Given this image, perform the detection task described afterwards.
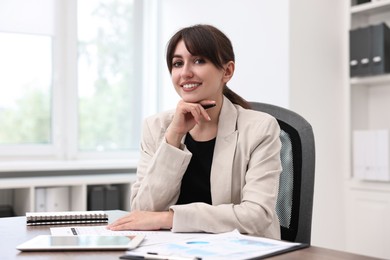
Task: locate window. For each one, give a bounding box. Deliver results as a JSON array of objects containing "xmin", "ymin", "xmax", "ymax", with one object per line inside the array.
[
  {"xmin": 0, "ymin": 33, "xmax": 52, "ymax": 145},
  {"xmin": 77, "ymin": 0, "xmax": 142, "ymax": 153},
  {"xmin": 0, "ymin": 0, "xmax": 145, "ymax": 167}
]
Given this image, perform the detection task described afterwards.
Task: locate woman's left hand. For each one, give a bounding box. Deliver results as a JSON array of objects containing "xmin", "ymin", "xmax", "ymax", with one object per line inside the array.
[{"xmin": 106, "ymin": 210, "xmax": 173, "ymax": 231}]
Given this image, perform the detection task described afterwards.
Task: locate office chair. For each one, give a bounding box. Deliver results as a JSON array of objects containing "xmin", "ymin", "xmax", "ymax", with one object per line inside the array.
[{"xmin": 250, "ymin": 102, "xmax": 315, "ymax": 245}]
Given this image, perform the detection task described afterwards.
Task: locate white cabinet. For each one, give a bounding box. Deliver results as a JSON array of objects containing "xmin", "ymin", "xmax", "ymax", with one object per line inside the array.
[
  {"xmin": 346, "ymin": 182, "xmax": 390, "ymax": 258},
  {"xmin": 347, "ymin": 1, "xmax": 390, "ymax": 258},
  {"xmin": 0, "ymin": 173, "xmax": 136, "ymax": 216}
]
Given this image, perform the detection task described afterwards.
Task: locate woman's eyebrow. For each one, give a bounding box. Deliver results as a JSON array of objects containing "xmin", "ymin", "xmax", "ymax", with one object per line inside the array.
[{"xmin": 172, "ymin": 54, "xmax": 183, "ymax": 59}]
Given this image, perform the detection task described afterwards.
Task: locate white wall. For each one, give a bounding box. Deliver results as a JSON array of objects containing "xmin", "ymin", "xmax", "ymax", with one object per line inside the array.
[
  {"xmin": 289, "ymin": 0, "xmax": 349, "ymax": 251},
  {"xmin": 155, "ymin": 0, "xmax": 290, "ymax": 111}
]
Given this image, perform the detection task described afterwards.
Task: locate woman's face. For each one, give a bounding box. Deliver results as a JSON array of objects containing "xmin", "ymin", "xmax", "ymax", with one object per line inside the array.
[{"xmin": 170, "ymin": 40, "xmax": 229, "ymax": 104}]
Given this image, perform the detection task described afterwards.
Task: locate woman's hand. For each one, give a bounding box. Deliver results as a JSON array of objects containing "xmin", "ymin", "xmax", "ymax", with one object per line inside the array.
[
  {"xmin": 165, "ymin": 100, "xmax": 215, "ymax": 147},
  {"xmin": 106, "ymin": 210, "xmax": 173, "ymax": 231}
]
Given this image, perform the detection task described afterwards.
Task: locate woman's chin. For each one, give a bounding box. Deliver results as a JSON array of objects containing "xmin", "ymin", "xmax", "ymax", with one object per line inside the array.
[{"xmin": 180, "ymin": 97, "xmax": 202, "ymax": 104}]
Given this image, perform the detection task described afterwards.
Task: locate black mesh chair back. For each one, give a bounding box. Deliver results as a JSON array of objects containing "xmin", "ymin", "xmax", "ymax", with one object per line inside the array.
[{"xmin": 250, "ymin": 102, "xmax": 315, "ymax": 245}]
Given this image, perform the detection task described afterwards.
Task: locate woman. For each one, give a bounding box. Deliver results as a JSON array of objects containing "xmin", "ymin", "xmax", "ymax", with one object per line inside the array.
[{"xmin": 108, "ymin": 24, "xmax": 282, "ymax": 239}]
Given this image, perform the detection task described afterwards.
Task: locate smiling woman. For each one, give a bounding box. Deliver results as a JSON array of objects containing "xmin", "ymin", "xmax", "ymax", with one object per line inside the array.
[{"xmin": 107, "ymin": 24, "xmax": 283, "ymax": 240}]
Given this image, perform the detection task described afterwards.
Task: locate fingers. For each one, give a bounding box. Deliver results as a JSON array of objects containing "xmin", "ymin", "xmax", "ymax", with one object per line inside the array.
[
  {"xmin": 107, "ymin": 214, "xmax": 133, "ymax": 230},
  {"xmin": 167, "ymin": 100, "xmax": 216, "ymax": 144},
  {"xmin": 106, "ymin": 211, "xmax": 169, "ymax": 231},
  {"xmin": 198, "ymin": 100, "xmax": 216, "ymax": 121},
  {"xmin": 198, "ymin": 106, "xmax": 211, "ymax": 122},
  {"xmin": 107, "ymin": 212, "xmax": 142, "ymax": 231},
  {"xmin": 181, "ymin": 101, "xmax": 215, "ymax": 123},
  {"xmin": 188, "ymin": 105, "xmax": 206, "ymax": 123},
  {"xmin": 107, "ymin": 223, "xmax": 129, "ymax": 231},
  {"xmin": 108, "ymin": 222, "xmax": 143, "ymax": 231}
]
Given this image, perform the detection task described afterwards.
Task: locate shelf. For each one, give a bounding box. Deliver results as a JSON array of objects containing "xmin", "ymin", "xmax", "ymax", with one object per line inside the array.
[
  {"xmin": 0, "ymin": 158, "xmax": 138, "ymax": 173},
  {"xmin": 0, "ymin": 173, "xmax": 136, "ymax": 215},
  {"xmin": 350, "ymin": 73, "xmax": 390, "ymax": 86},
  {"xmin": 348, "ymin": 178, "xmax": 390, "ymax": 193},
  {"xmin": 0, "ymin": 173, "xmax": 136, "ymax": 189},
  {"xmin": 351, "ymin": 0, "xmax": 390, "ymax": 15}
]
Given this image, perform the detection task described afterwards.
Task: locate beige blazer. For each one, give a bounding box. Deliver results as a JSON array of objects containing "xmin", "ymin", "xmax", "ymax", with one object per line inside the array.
[{"xmin": 131, "ymin": 96, "xmax": 282, "ymax": 239}]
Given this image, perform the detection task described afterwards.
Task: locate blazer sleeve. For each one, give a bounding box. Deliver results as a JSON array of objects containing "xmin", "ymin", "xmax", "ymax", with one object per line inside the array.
[
  {"xmin": 170, "ymin": 115, "xmax": 282, "ymax": 238},
  {"xmin": 130, "ymin": 116, "xmax": 192, "ymax": 211}
]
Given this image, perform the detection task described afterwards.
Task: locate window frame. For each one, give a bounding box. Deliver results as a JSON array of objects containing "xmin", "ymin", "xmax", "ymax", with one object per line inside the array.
[{"xmin": 0, "ymin": 0, "xmax": 156, "ymax": 171}]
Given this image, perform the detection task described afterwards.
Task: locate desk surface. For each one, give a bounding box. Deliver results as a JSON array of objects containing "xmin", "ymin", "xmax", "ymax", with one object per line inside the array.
[{"xmin": 1, "ymin": 211, "xmax": 380, "ymax": 260}]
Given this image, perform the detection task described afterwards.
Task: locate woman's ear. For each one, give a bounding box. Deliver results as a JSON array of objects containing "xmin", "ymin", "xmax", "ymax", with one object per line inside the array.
[{"xmin": 222, "ymin": 61, "xmax": 235, "ymax": 82}]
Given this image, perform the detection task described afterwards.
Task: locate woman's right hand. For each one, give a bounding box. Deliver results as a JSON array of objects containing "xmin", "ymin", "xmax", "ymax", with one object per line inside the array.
[
  {"xmin": 107, "ymin": 210, "xmax": 173, "ymax": 231},
  {"xmin": 165, "ymin": 100, "xmax": 215, "ymax": 148}
]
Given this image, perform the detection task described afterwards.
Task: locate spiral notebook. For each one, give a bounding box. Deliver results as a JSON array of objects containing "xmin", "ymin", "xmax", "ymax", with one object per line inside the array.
[{"xmin": 26, "ymin": 211, "xmax": 109, "ymax": 226}]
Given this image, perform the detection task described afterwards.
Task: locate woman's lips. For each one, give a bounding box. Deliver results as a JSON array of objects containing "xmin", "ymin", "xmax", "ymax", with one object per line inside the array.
[{"xmin": 182, "ymin": 83, "xmax": 201, "ymax": 91}]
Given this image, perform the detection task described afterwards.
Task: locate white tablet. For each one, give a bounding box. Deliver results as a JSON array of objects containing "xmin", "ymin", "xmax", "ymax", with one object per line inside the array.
[{"xmin": 16, "ymin": 235, "xmax": 145, "ymax": 251}]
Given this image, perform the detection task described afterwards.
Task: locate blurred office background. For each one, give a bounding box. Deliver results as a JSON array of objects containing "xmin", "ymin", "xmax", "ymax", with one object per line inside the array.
[{"xmin": 1, "ymin": 0, "xmax": 389, "ymax": 258}]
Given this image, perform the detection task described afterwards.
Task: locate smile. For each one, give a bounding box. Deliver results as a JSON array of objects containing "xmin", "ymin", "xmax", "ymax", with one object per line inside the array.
[{"xmin": 182, "ymin": 83, "xmax": 201, "ymax": 90}]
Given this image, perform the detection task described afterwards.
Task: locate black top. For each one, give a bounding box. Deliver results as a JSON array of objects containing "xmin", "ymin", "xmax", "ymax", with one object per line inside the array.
[{"xmin": 176, "ymin": 133, "xmax": 216, "ymax": 205}]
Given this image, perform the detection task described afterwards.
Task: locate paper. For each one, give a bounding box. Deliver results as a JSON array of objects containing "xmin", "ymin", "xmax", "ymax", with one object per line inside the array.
[
  {"xmin": 126, "ymin": 230, "xmax": 302, "ymax": 260},
  {"xmin": 51, "ymin": 227, "xmax": 303, "ymax": 259},
  {"xmin": 50, "ymin": 226, "xmax": 210, "ymax": 246}
]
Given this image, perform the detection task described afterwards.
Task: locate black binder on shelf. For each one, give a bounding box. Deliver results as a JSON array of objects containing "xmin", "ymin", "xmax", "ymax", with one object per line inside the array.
[
  {"xmin": 350, "ymin": 23, "xmax": 390, "ymax": 77},
  {"xmin": 355, "ymin": 0, "xmax": 371, "ymax": 5},
  {"xmin": 0, "ymin": 205, "xmax": 15, "ymax": 217},
  {"xmin": 350, "ymin": 26, "xmax": 371, "ymax": 77},
  {"xmin": 88, "ymin": 186, "xmax": 105, "ymax": 210},
  {"xmin": 371, "ymin": 23, "xmax": 390, "ymax": 75},
  {"xmin": 88, "ymin": 185, "xmax": 121, "ymax": 210},
  {"xmin": 105, "ymin": 185, "xmax": 120, "ymax": 210}
]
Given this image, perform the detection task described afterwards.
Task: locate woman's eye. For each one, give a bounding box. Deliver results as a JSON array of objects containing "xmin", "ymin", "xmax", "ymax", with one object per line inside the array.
[
  {"xmin": 194, "ymin": 58, "xmax": 206, "ymax": 64},
  {"xmin": 172, "ymin": 61, "xmax": 183, "ymax": 67}
]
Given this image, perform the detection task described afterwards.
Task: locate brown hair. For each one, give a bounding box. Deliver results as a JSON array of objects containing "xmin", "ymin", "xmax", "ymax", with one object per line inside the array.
[{"xmin": 166, "ymin": 24, "xmax": 251, "ymax": 109}]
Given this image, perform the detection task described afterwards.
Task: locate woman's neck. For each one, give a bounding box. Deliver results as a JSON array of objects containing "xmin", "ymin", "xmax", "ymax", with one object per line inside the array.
[{"xmin": 190, "ymin": 121, "xmax": 218, "ymax": 142}]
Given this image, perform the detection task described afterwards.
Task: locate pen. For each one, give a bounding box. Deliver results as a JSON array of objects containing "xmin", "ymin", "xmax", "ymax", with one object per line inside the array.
[
  {"xmin": 120, "ymin": 252, "xmax": 202, "ymax": 260},
  {"xmin": 201, "ymin": 103, "xmax": 216, "ymax": 109}
]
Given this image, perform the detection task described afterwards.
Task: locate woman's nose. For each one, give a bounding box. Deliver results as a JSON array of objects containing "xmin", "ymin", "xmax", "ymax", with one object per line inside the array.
[{"xmin": 181, "ymin": 64, "xmax": 193, "ymax": 78}]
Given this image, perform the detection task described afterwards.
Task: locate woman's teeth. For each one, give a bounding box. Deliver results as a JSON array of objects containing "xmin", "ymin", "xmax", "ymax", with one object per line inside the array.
[{"xmin": 183, "ymin": 83, "xmax": 200, "ymax": 89}]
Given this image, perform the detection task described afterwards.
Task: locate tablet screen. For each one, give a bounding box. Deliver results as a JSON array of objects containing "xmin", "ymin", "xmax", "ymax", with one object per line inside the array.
[{"xmin": 17, "ymin": 235, "xmax": 145, "ymax": 251}]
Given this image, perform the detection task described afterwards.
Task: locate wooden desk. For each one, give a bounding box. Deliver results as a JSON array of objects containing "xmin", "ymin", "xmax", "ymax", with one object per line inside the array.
[{"xmin": 1, "ymin": 211, "xmax": 381, "ymax": 260}]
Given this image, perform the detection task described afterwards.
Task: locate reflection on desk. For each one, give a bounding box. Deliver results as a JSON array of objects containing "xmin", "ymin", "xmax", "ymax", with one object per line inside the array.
[{"xmin": 0, "ymin": 210, "xmax": 381, "ymax": 260}]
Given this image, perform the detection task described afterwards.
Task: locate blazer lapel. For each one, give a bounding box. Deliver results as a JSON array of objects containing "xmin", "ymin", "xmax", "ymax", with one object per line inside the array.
[{"xmin": 210, "ymin": 97, "xmax": 238, "ymax": 205}]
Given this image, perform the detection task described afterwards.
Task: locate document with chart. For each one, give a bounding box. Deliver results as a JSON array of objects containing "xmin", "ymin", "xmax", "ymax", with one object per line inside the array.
[{"xmin": 122, "ymin": 230, "xmax": 307, "ymax": 260}]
